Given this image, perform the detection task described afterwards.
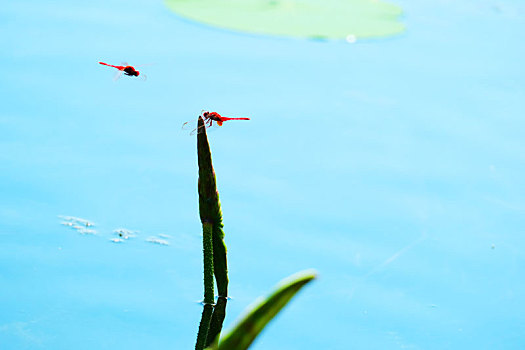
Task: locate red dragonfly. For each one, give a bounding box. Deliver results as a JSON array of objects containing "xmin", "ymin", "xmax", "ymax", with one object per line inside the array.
[
  {"xmin": 182, "ymin": 110, "xmax": 250, "ymax": 135},
  {"xmin": 99, "ymin": 61, "xmax": 144, "ymax": 80}
]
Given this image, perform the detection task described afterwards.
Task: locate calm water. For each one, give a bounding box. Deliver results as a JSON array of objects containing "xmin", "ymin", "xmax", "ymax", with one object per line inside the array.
[{"xmin": 1, "ymin": 0, "xmax": 524, "ymax": 349}]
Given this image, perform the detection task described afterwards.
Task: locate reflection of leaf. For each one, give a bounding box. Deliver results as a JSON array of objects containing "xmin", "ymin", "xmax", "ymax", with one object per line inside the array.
[
  {"xmin": 206, "ymin": 296, "xmax": 228, "ymax": 347},
  {"xmin": 196, "ymin": 304, "xmax": 214, "ymax": 350},
  {"xmin": 207, "ymin": 270, "xmax": 317, "ymax": 350}
]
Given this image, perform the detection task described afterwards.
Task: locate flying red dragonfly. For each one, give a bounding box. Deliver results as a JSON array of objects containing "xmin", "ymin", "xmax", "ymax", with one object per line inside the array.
[
  {"xmin": 182, "ymin": 110, "xmax": 250, "ymax": 135},
  {"xmin": 99, "ymin": 61, "xmax": 144, "ymax": 80}
]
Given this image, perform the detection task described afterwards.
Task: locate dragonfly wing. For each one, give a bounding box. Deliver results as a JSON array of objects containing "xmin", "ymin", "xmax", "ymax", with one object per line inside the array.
[
  {"xmin": 182, "ymin": 118, "xmax": 199, "ymax": 130},
  {"xmin": 190, "ymin": 125, "xmax": 204, "ymax": 136},
  {"xmin": 182, "ymin": 117, "xmax": 203, "ymax": 135},
  {"xmin": 113, "ymin": 71, "xmax": 123, "ymax": 81},
  {"xmin": 193, "ymin": 122, "xmax": 220, "ymax": 135},
  {"xmin": 182, "ymin": 117, "xmax": 218, "ymax": 135}
]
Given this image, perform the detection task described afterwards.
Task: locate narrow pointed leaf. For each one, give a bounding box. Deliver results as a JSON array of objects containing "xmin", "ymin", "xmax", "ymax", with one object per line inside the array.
[
  {"xmin": 197, "ymin": 116, "xmax": 229, "ymax": 297},
  {"xmin": 207, "ymin": 270, "xmax": 317, "ymax": 350}
]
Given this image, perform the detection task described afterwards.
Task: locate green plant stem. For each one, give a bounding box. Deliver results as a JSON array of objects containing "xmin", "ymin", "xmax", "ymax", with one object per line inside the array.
[{"xmin": 202, "ymin": 222, "xmax": 215, "ymax": 305}]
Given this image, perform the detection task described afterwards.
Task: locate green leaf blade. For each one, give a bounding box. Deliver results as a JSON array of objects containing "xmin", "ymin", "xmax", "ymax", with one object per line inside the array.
[
  {"xmin": 208, "ymin": 270, "xmax": 317, "ymax": 350},
  {"xmin": 197, "ymin": 116, "xmax": 229, "ymax": 298}
]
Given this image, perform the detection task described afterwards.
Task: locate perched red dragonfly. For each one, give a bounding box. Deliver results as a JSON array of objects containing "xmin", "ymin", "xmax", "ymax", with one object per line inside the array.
[
  {"xmin": 182, "ymin": 110, "xmax": 250, "ymax": 135},
  {"xmin": 99, "ymin": 61, "xmax": 145, "ymax": 80}
]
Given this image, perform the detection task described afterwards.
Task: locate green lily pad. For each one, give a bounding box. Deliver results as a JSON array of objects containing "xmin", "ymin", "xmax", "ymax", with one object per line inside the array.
[{"xmin": 165, "ymin": 0, "xmax": 404, "ymax": 40}]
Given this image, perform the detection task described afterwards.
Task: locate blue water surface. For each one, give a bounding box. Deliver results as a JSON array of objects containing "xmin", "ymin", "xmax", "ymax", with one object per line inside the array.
[{"xmin": 1, "ymin": 0, "xmax": 524, "ymax": 349}]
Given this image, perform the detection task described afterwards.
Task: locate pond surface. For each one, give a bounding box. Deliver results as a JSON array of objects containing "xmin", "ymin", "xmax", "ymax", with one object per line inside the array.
[{"xmin": 1, "ymin": 0, "xmax": 524, "ymax": 349}]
